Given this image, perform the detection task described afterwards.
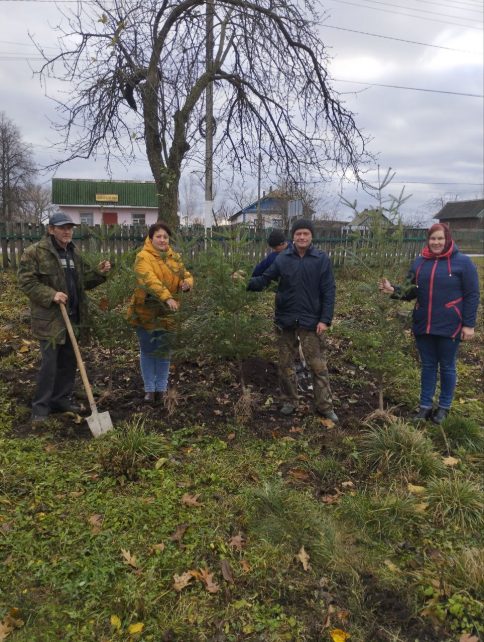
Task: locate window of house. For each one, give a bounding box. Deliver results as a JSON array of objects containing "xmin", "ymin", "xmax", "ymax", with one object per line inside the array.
[
  {"xmin": 80, "ymin": 213, "xmax": 93, "ymax": 225},
  {"xmin": 132, "ymin": 213, "xmax": 146, "ymax": 225}
]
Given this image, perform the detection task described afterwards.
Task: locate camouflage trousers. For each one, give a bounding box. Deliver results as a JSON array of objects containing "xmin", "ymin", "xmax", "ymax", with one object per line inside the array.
[{"xmin": 275, "ymin": 326, "xmax": 333, "ymax": 413}]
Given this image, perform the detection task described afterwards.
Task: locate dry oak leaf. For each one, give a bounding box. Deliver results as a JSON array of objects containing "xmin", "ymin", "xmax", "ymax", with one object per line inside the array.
[
  {"xmin": 321, "ymin": 493, "xmax": 340, "ymax": 505},
  {"xmin": 297, "ymin": 545, "xmax": 311, "ymax": 571},
  {"xmin": 459, "ymin": 635, "xmax": 478, "ymax": 642},
  {"xmin": 170, "ymin": 523, "xmax": 189, "ymax": 543},
  {"xmin": 320, "ymin": 417, "xmax": 336, "ymax": 429},
  {"xmin": 240, "ymin": 559, "xmax": 251, "ymax": 573},
  {"xmin": 228, "ymin": 533, "xmax": 245, "ymax": 551},
  {"xmin": 443, "ymin": 456, "xmax": 460, "ymax": 467},
  {"xmin": 181, "ymin": 493, "xmax": 203, "ymax": 507},
  {"xmin": 121, "ymin": 548, "xmax": 138, "ymax": 569},
  {"xmin": 173, "ymin": 571, "xmax": 195, "ymax": 592},
  {"xmin": 88, "ymin": 514, "xmax": 104, "ymax": 534},
  {"xmin": 220, "ymin": 559, "xmax": 234, "ymax": 584},
  {"xmin": 199, "ymin": 568, "xmax": 220, "ymax": 593},
  {"xmin": 151, "ymin": 542, "xmax": 166, "ymax": 554},
  {"xmin": 330, "ymin": 629, "xmax": 350, "ymax": 642},
  {"xmin": 0, "ymin": 609, "xmax": 24, "ymax": 641},
  {"xmin": 407, "ymin": 483, "xmax": 426, "ymax": 494},
  {"xmin": 288, "ymin": 468, "xmax": 311, "ymax": 482}
]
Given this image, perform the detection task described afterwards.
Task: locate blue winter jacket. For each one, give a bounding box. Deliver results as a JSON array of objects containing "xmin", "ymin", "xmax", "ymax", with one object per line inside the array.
[
  {"xmin": 251, "ymin": 242, "xmax": 293, "ymax": 277},
  {"xmin": 247, "ymin": 244, "xmax": 336, "ymax": 330},
  {"xmin": 393, "ymin": 245, "xmax": 479, "ymax": 338}
]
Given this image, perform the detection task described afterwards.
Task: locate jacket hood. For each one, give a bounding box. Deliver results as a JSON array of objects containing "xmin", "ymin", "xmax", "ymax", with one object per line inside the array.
[{"xmin": 141, "ymin": 236, "xmax": 174, "ymax": 258}]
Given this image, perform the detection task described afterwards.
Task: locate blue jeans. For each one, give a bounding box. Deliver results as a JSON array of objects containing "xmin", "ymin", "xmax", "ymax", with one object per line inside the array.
[
  {"xmin": 414, "ymin": 334, "xmax": 461, "ymax": 410},
  {"xmin": 135, "ymin": 327, "xmax": 172, "ymax": 393}
]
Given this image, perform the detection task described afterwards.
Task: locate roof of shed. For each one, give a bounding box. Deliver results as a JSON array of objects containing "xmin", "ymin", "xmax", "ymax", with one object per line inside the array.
[
  {"xmin": 52, "ymin": 178, "xmax": 158, "ymax": 207},
  {"xmin": 434, "ymin": 199, "xmax": 484, "ymax": 220}
]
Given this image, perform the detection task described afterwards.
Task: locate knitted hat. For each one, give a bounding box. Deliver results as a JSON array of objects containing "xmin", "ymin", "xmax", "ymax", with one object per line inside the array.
[
  {"xmin": 267, "ymin": 229, "xmax": 286, "ymax": 247},
  {"xmin": 290, "ymin": 218, "xmax": 314, "ymax": 238}
]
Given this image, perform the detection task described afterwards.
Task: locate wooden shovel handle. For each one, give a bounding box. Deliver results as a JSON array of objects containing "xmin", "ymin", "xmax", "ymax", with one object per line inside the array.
[{"xmin": 59, "ymin": 303, "xmax": 97, "ymax": 413}]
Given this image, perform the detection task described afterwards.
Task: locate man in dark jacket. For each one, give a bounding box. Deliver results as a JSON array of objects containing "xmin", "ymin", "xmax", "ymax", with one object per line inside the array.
[
  {"xmin": 248, "ymin": 219, "xmax": 338, "ymax": 421},
  {"xmin": 251, "ymin": 229, "xmax": 290, "ymax": 277},
  {"xmin": 18, "ymin": 212, "xmax": 111, "ymax": 424}
]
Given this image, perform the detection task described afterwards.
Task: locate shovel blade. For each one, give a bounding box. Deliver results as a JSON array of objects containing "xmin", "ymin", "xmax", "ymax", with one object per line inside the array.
[{"xmin": 87, "ymin": 410, "xmax": 113, "ymax": 438}]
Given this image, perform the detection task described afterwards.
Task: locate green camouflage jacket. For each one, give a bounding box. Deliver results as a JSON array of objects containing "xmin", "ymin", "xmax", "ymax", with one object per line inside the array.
[{"xmin": 17, "ymin": 235, "xmax": 106, "ymax": 343}]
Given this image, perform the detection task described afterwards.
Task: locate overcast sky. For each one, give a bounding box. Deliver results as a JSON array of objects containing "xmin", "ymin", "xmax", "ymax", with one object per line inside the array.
[{"xmin": 1, "ymin": 0, "xmax": 483, "ymax": 223}]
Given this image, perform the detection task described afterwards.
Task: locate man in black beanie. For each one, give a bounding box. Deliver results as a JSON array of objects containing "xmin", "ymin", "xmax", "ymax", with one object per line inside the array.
[
  {"xmin": 248, "ymin": 218, "xmax": 338, "ymax": 421},
  {"xmin": 251, "ymin": 229, "xmax": 290, "ymax": 277}
]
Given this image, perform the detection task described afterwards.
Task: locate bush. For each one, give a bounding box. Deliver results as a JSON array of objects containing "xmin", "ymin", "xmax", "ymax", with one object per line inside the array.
[{"xmin": 360, "ymin": 419, "xmax": 443, "ymax": 479}]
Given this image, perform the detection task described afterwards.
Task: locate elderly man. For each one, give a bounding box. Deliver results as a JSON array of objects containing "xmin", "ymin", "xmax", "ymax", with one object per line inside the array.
[
  {"xmin": 18, "ymin": 212, "xmax": 111, "ymax": 424},
  {"xmin": 248, "ymin": 219, "xmax": 338, "ymax": 421}
]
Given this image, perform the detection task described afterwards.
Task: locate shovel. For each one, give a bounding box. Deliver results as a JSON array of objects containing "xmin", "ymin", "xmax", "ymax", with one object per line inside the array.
[{"xmin": 60, "ymin": 303, "xmax": 113, "ymax": 437}]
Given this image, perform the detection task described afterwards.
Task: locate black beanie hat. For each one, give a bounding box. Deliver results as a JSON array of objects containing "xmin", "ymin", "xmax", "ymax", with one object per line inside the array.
[
  {"xmin": 267, "ymin": 229, "xmax": 286, "ymax": 247},
  {"xmin": 290, "ymin": 218, "xmax": 314, "ymax": 238}
]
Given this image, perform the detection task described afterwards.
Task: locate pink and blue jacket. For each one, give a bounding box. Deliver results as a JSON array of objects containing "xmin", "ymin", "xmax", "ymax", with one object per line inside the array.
[{"xmin": 392, "ymin": 243, "xmax": 479, "ymax": 338}]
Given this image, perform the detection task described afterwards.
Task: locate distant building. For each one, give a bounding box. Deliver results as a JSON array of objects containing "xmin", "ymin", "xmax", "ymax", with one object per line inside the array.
[
  {"xmin": 434, "ymin": 199, "xmax": 483, "ymax": 232},
  {"xmin": 229, "ymin": 189, "xmax": 313, "ymax": 228},
  {"xmin": 52, "ymin": 178, "xmax": 159, "ymax": 226},
  {"xmin": 345, "ymin": 208, "xmax": 394, "ymax": 232}
]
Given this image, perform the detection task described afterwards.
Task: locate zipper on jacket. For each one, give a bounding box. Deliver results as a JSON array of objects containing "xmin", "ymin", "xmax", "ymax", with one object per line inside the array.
[{"xmin": 426, "ymin": 260, "xmax": 438, "ymax": 334}]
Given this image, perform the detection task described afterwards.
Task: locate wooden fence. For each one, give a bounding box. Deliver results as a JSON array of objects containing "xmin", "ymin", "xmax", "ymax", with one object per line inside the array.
[{"xmin": 0, "ymin": 221, "xmax": 430, "ymax": 270}]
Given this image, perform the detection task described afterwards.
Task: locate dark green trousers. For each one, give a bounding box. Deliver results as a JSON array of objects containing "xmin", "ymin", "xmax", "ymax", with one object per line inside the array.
[{"xmin": 276, "ymin": 326, "xmax": 333, "ymax": 413}]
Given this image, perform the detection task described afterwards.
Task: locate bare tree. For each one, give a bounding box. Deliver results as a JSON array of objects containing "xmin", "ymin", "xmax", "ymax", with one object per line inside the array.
[
  {"xmin": 35, "ymin": 0, "xmax": 368, "ymax": 228},
  {"xmin": 20, "ymin": 183, "xmax": 53, "ymax": 224},
  {"xmin": 0, "ymin": 113, "xmax": 37, "ymax": 222}
]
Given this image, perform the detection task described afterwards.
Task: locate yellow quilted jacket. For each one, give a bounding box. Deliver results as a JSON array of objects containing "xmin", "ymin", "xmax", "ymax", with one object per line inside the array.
[{"xmin": 127, "ymin": 237, "xmax": 193, "ymax": 331}]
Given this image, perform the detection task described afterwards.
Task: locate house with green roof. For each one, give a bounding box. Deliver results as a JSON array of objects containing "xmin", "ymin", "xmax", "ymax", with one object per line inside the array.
[{"xmin": 52, "ymin": 178, "xmax": 159, "ymax": 226}]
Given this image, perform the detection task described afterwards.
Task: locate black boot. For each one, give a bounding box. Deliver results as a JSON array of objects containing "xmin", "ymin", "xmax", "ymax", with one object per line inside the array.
[
  {"xmin": 144, "ymin": 392, "xmax": 155, "ymax": 403},
  {"xmin": 412, "ymin": 407, "xmax": 433, "ymax": 421},
  {"xmin": 431, "ymin": 407, "xmax": 449, "ymax": 424}
]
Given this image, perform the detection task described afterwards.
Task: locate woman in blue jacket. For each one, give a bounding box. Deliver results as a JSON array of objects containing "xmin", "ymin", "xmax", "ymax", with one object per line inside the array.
[{"xmin": 379, "ymin": 223, "xmax": 479, "ymax": 424}]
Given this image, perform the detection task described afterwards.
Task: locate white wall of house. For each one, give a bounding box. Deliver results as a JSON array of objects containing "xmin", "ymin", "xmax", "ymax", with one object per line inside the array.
[{"xmin": 56, "ymin": 206, "xmax": 159, "ymax": 226}]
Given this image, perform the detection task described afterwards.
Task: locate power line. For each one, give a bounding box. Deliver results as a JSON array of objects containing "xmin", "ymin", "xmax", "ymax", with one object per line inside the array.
[
  {"xmin": 334, "ymin": 78, "xmax": 484, "ymax": 97},
  {"xmin": 340, "ymin": 0, "xmax": 481, "ymax": 21},
  {"xmin": 326, "ymin": 0, "xmax": 483, "ymax": 30},
  {"xmin": 322, "ymin": 24, "xmax": 481, "ymax": 54}
]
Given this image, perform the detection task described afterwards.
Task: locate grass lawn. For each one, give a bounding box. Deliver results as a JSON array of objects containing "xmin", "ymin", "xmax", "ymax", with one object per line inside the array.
[{"xmin": 0, "ymin": 258, "xmax": 483, "ymax": 642}]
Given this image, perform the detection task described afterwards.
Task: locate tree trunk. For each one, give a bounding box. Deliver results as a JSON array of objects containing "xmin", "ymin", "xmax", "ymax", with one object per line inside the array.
[{"xmin": 154, "ymin": 169, "xmax": 180, "ymax": 229}]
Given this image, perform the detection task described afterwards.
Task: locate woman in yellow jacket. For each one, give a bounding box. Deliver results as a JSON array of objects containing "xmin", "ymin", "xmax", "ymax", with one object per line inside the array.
[{"xmin": 127, "ymin": 222, "xmax": 193, "ymax": 402}]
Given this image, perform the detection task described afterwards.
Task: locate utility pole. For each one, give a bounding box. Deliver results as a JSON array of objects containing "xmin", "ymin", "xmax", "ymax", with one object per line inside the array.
[
  {"xmin": 204, "ymin": 0, "xmax": 214, "ymax": 231},
  {"xmin": 256, "ymin": 122, "xmax": 262, "ymax": 230}
]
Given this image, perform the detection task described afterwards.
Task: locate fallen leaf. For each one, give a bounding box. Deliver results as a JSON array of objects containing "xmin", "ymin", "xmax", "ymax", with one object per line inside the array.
[
  {"xmin": 321, "ymin": 494, "xmax": 340, "ymax": 505},
  {"xmin": 88, "ymin": 514, "xmax": 103, "ymax": 534},
  {"xmin": 121, "ymin": 549, "xmax": 138, "ymax": 569},
  {"xmin": 415, "ymin": 502, "xmax": 429, "ymax": 513},
  {"xmin": 297, "ymin": 545, "xmax": 311, "ymax": 571},
  {"xmin": 170, "ymin": 523, "xmax": 189, "ymax": 543},
  {"xmin": 0, "ymin": 609, "xmax": 24, "ymax": 641},
  {"xmin": 110, "ymin": 614, "xmax": 122, "ymax": 630},
  {"xmin": 341, "ymin": 481, "xmax": 354, "ymax": 489},
  {"xmin": 443, "ymin": 456, "xmax": 460, "ymax": 467},
  {"xmin": 407, "ymin": 483, "xmax": 426, "ymax": 494},
  {"xmin": 227, "ymin": 432, "xmax": 236, "ymax": 440},
  {"xmin": 228, "ymin": 533, "xmax": 245, "ymax": 551},
  {"xmin": 289, "ymin": 426, "xmax": 304, "ymax": 433},
  {"xmin": 173, "ymin": 571, "xmax": 195, "ymax": 592},
  {"xmin": 220, "ymin": 559, "xmax": 234, "ymax": 583},
  {"xmin": 240, "ymin": 559, "xmax": 251, "ymax": 573},
  {"xmin": 320, "ymin": 417, "xmax": 335, "ymax": 429},
  {"xmin": 127, "ymin": 622, "xmax": 144, "ymax": 634},
  {"xmin": 288, "ymin": 467, "xmax": 311, "ymax": 482},
  {"xmin": 384, "ymin": 559, "xmax": 399, "ymax": 573},
  {"xmin": 151, "ymin": 542, "xmax": 165, "ymax": 554},
  {"xmin": 199, "ymin": 568, "xmax": 220, "ymax": 593},
  {"xmin": 459, "ymin": 634, "xmax": 479, "ymax": 642},
  {"xmin": 181, "ymin": 493, "xmax": 203, "ymax": 507},
  {"xmin": 330, "ymin": 629, "xmax": 350, "ymax": 642}
]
